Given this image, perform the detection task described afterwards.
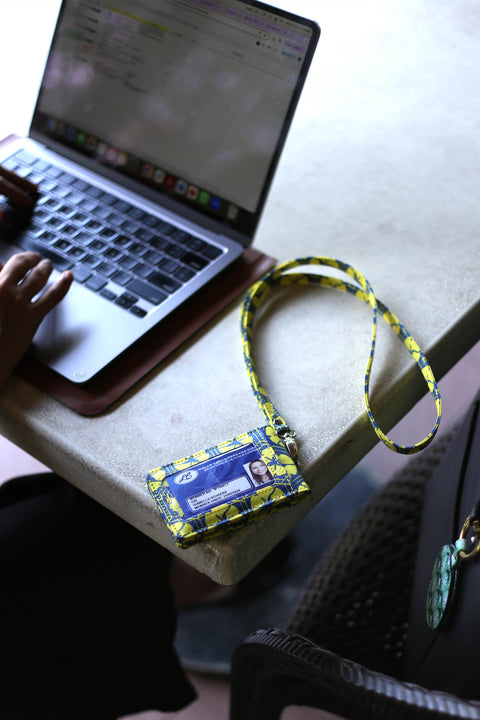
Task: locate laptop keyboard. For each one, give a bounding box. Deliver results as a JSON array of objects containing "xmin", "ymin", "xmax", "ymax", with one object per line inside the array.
[{"xmin": 0, "ymin": 150, "xmax": 223, "ymax": 318}]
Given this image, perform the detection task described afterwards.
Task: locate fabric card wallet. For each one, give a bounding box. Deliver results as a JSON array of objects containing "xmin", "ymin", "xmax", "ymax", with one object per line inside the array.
[{"xmin": 146, "ymin": 425, "xmax": 309, "ymax": 548}]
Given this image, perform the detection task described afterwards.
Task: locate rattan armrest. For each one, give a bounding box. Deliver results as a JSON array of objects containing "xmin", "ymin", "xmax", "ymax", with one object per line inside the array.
[{"xmin": 230, "ymin": 628, "xmax": 480, "ymax": 720}]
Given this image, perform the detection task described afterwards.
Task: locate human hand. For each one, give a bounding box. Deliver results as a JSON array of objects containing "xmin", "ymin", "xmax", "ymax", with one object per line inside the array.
[
  {"xmin": 0, "ymin": 164, "xmax": 38, "ymax": 219},
  {"xmin": 0, "ymin": 251, "xmax": 73, "ymax": 389}
]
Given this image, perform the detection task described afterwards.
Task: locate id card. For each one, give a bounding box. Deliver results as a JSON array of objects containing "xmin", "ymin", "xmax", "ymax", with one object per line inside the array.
[{"xmin": 146, "ymin": 425, "xmax": 309, "ymax": 548}]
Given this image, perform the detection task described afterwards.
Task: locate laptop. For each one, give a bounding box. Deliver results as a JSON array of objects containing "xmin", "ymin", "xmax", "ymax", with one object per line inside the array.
[{"xmin": 0, "ymin": 0, "xmax": 319, "ymax": 384}]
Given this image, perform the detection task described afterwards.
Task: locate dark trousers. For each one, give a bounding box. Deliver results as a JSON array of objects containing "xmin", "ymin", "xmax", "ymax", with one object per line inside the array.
[{"xmin": 0, "ymin": 473, "xmax": 194, "ymax": 719}]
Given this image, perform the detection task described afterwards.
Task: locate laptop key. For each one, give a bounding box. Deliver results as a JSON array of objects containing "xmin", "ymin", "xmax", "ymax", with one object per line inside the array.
[
  {"xmin": 53, "ymin": 239, "xmax": 72, "ymax": 253},
  {"xmin": 202, "ymin": 244, "xmax": 223, "ymax": 260},
  {"xmin": 171, "ymin": 229, "xmax": 191, "ymax": 243},
  {"xmin": 158, "ymin": 221, "xmax": 176, "ymax": 235},
  {"xmin": 126, "ymin": 278, "xmax": 167, "ymax": 306},
  {"xmin": 182, "ymin": 251, "xmax": 209, "ymax": 271},
  {"xmin": 33, "ymin": 160, "xmax": 50, "ymax": 172},
  {"xmin": 72, "ymin": 212, "xmax": 89, "ymax": 225},
  {"xmin": 73, "ymin": 179, "xmax": 90, "ymax": 191},
  {"xmin": 2, "ymin": 158, "xmax": 19, "ymax": 172},
  {"xmin": 57, "ymin": 204, "xmax": 76, "ymax": 217},
  {"xmin": 85, "ymin": 185, "xmax": 104, "ymax": 198},
  {"xmin": 39, "ymin": 178, "xmax": 58, "ymax": 192},
  {"xmin": 49, "ymin": 217, "xmax": 67, "ymax": 230},
  {"xmin": 115, "ymin": 292, "xmax": 137, "ymax": 309},
  {"xmin": 107, "ymin": 212, "xmax": 124, "ymax": 227},
  {"xmin": 100, "ymin": 288, "xmax": 118, "ymax": 301},
  {"xmin": 44, "ymin": 165, "xmax": 63, "ymax": 179},
  {"xmin": 103, "ymin": 247, "xmax": 122, "ymax": 261},
  {"xmin": 164, "ymin": 243, "xmax": 186, "ymax": 260},
  {"xmin": 101, "ymin": 227, "xmax": 118, "ymax": 239},
  {"xmin": 158, "ymin": 258, "xmax": 181, "ymax": 274},
  {"xmin": 62, "ymin": 223, "xmax": 78, "ymax": 235},
  {"xmin": 92, "ymin": 205, "xmax": 112, "ymax": 219},
  {"xmin": 38, "ymin": 230, "xmax": 59, "ymax": 244},
  {"xmin": 88, "ymin": 239, "xmax": 107, "ymax": 252},
  {"xmin": 129, "ymin": 305, "xmax": 147, "ymax": 318},
  {"xmin": 72, "ymin": 265, "xmax": 93, "ymax": 283},
  {"xmin": 143, "ymin": 249, "xmax": 162, "ymax": 265},
  {"xmin": 184, "ymin": 236, "xmax": 208, "ymax": 253},
  {"xmin": 14, "ymin": 150, "xmax": 37, "ymax": 165},
  {"xmin": 129, "ymin": 242, "xmax": 149, "ymax": 258},
  {"xmin": 136, "ymin": 227, "xmax": 155, "ymax": 243},
  {"xmin": 113, "ymin": 235, "xmax": 133, "ymax": 249},
  {"xmin": 14, "ymin": 166, "xmax": 33, "ymax": 179},
  {"xmin": 41, "ymin": 198, "xmax": 63, "ymax": 211},
  {"xmin": 86, "ymin": 219, "xmax": 104, "ymax": 232},
  {"xmin": 150, "ymin": 236, "xmax": 169, "ymax": 251},
  {"xmin": 175, "ymin": 266, "xmax": 195, "ymax": 283},
  {"xmin": 99, "ymin": 192, "xmax": 117, "ymax": 206},
  {"xmin": 132, "ymin": 263, "xmax": 152, "ymax": 279},
  {"xmin": 69, "ymin": 192, "xmax": 85, "ymax": 205},
  {"xmin": 114, "ymin": 199, "xmax": 135, "ymax": 214},
  {"xmin": 118, "ymin": 254, "xmax": 138, "ymax": 271},
  {"xmin": 68, "ymin": 246, "xmax": 87, "ymax": 260},
  {"xmin": 121, "ymin": 219, "xmax": 140, "ymax": 234},
  {"xmin": 96, "ymin": 261, "xmax": 117, "ymax": 278},
  {"xmin": 59, "ymin": 171, "xmax": 76, "ymax": 184},
  {"xmin": 79, "ymin": 198, "xmax": 100, "ymax": 213},
  {"xmin": 129, "ymin": 207, "xmax": 148, "ymax": 222},
  {"xmin": 143, "ymin": 214, "xmax": 163, "ymax": 229},
  {"xmin": 86, "ymin": 275, "xmax": 108, "ymax": 292},
  {"xmin": 28, "ymin": 173, "xmax": 45, "ymax": 186},
  {"xmin": 82, "ymin": 253, "xmax": 103, "ymax": 269},
  {"xmin": 111, "ymin": 270, "xmax": 132, "ymax": 286},
  {"xmin": 35, "ymin": 209, "xmax": 52, "ymax": 223},
  {"xmin": 52, "ymin": 185, "xmax": 72, "ymax": 199},
  {"xmin": 73, "ymin": 230, "xmax": 93, "ymax": 245},
  {"xmin": 148, "ymin": 271, "xmax": 181, "ymax": 294}
]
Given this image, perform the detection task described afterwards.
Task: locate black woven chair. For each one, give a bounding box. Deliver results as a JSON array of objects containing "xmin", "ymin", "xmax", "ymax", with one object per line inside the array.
[{"xmin": 230, "ymin": 427, "xmax": 480, "ymax": 719}]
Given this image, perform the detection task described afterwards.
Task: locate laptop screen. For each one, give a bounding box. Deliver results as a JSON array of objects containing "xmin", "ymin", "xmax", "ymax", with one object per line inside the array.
[{"xmin": 31, "ymin": 0, "xmax": 319, "ymax": 237}]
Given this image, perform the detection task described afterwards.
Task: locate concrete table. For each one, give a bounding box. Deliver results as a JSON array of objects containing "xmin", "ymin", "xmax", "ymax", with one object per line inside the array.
[{"xmin": 1, "ymin": 0, "xmax": 479, "ymax": 583}]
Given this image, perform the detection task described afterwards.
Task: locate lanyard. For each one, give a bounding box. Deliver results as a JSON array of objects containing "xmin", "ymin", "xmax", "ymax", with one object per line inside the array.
[{"xmin": 240, "ymin": 256, "xmax": 442, "ymax": 457}]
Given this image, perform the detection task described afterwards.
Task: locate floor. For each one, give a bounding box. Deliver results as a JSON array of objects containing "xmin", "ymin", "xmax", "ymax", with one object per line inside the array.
[{"xmin": 2, "ymin": 340, "xmax": 480, "ymax": 719}]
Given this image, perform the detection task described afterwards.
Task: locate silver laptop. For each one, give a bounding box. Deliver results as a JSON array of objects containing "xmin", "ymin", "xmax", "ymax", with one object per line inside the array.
[{"xmin": 0, "ymin": 0, "xmax": 319, "ymax": 383}]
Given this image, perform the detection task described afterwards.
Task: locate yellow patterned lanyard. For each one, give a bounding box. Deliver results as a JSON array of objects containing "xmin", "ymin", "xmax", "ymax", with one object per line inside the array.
[{"xmin": 241, "ymin": 256, "xmax": 442, "ymax": 457}]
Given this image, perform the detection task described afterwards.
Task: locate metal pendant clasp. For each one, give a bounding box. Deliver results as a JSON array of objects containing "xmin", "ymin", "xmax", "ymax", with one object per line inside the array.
[
  {"xmin": 458, "ymin": 515, "xmax": 480, "ymax": 561},
  {"xmin": 284, "ymin": 433, "xmax": 298, "ymax": 460},
  {"xmin": 279, "ymin": 429, "xmax": 298, "ymax": 461}
]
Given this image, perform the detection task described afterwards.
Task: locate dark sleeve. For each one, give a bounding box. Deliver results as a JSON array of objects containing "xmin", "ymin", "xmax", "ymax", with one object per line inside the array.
[{"xmin": 0, "ymin": 473, "xmax": 195, "ymax": 719}]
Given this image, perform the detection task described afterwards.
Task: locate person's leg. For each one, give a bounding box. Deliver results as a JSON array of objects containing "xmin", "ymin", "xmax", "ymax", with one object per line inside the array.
[{"xmin": 0, "ymin": 473, "xmax": 195, "ymax": 719}]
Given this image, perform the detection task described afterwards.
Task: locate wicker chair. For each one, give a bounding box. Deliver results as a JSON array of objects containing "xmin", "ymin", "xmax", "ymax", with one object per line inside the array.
[{"xmin": 230, "ymin": 427, "xmax": 480, "ymax": 719}]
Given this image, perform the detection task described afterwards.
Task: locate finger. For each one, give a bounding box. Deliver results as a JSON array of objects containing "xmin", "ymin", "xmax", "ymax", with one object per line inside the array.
[
  {"xmin": 0, "ymin": 165, "xmax": 38, "ymax": 196},
  {"xmin": 0, "ymin": 175, "xmax": 36, "ymax": 208},
  {"xmin": 33, "ymin": 270, "xmax": 74, "ymax": 314},
  {"xmin": 19, "ymin": 258, "xmax": 55, "ymax": 298},
  {"xmin": 1, "ymin": 251, "xmax": 43, "ymax": 284}
]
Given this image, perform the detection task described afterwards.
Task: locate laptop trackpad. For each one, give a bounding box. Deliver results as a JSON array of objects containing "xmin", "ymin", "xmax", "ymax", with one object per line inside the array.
[{"xmin": 30, "ymin": 280, "xmax": 137, "ymax": 383}]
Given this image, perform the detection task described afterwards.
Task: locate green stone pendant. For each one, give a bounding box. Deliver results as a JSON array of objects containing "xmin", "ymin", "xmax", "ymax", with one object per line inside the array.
[{"xmin": 426, "ymin": 539, "xmax": 467, "ymax": 630}]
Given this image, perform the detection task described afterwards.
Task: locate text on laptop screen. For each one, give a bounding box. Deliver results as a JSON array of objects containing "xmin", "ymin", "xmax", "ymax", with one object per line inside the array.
[{"xmin": 32, "ymin": 0, "xmax": 316, "ymax": 233}]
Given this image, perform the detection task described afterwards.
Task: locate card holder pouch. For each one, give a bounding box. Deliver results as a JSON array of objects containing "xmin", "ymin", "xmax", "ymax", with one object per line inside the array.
[{"xmin": 147, "ymin": 425, "xmax": 308, "ymax": 549}]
